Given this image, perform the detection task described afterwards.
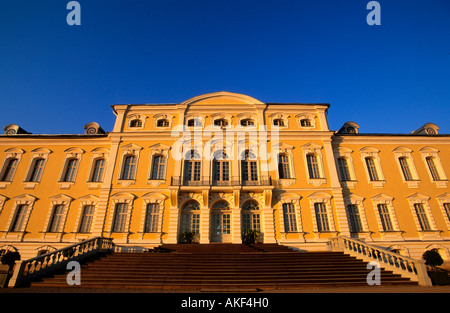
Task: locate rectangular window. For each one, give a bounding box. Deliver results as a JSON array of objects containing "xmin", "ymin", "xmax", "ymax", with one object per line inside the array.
[
  {"xmin": 378, "ymin": 204, "xmax": 393, "ymax": 231},
  {"xmin": 283, "ymin": 203, "xmax": 298, "ymax": 232},
  {"xmin": 91, "ymin": 159, "xmax": 105, "ymax": 182},
  {"xmin": 151, "ymin": 156, "xmax": 166, "ymax": 180},
  {"xmin": 399, "ymin": 157, "xmax": 413, "ymax": 181},
  {"xmin": 112, "ymin": 203, "xmax": 128, "ymax": 232},
  {"xmin": 121, "ymin": 156, "xmax": 137, "ymax": 180},
  {"xmin": 278, "ymin": 154, "xmax": 291, "ymax": 179},
  {"xmin": 315, "ymin": 203, "xmax": 330, "ymax": 232},
  {"xmin": 78, "ymin": 205, "xmax": 95, "ymax": 233},
  {"xmin": 426, "ymin": 157, "xmax": 441, "ymax": 181},
  {"xmin": 10, "ymin": 205, "xmax": 28, "ymax": 232},
  {"xmin": 347, "ymin": 204, "xmax": 363, "ymax": 233},
  {"xmin": 1, "ymin": 158, "xmax": 18, "ymax": 182},
  {"xmin": 444, "ymin": 203, "xmax": 450, "ymax": 221},
  {"xmin": 63, "ymin": 159, "xmax": 78, "ymax": 182},
  {"xmin": 414, "ymin": 203, "xmax": 431, "ymax": 231},
  {"xmin": 307, "ymin": 154, "xmax": 320, "ymax": 179},
  {"xmin": 337, "ymin": 158, "xmax": 351, "ymax": 181},
  {"xmin": 144, "ymin": 203, "xmax": 159, "ymax": 232},
  {"xmin": 365, "ymin": 157, "xmax": 379, "ymax": 181},
  {"xmin": 48, "ymin": 205, "xmax": 65, "ymax": 233},
  {"xmin": 28, "ymin": 158, "xmax": 45, "ymax": 182}
]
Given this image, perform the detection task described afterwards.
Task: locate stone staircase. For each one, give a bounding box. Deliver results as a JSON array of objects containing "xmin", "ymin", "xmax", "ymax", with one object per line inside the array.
[{"xmin": 29, "ymin": 244, "xmax": 417, "ymax": 290}]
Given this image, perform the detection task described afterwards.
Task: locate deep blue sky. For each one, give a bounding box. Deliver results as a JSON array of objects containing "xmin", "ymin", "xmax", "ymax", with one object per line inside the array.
[{"xmin": 0, "ymin": 0, "xmax": 449, "ymax": 134}]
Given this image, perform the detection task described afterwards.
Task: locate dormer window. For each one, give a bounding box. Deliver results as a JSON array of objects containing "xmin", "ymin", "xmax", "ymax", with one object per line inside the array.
[
  {"xmin": 130, "ymin": 119, "xmax": 142, "ymax": 128},
  {"xmin": 157, "ymin": 119, "xmax": 170, "ymax": 127},
  {"xmin": 187, "ymin": 119, "xmax": 202, "ymax": 127},
  {"xmin": 240, "ymin": 119, "xmax": 255, "ymax": 127},
  {"xmin": 273, "ymin": 119, "xmax": 285, "ymax": 127},
  {"xmin": 300, "ymin": 119, "xmax": 311, "ymax": 127},
  {"xmin": 214, "ymin": 119, "xmax": 228, "ymax": 127}
]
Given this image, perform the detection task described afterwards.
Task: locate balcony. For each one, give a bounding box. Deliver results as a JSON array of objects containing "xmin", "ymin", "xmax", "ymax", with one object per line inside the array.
[{"xmin": 170, "ymin": 176, "xmax": 272, "ymax": 189}]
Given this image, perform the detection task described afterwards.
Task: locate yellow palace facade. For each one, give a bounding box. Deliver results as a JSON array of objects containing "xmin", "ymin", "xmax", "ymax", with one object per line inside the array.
[{"xmin": 0, "ymin": 92, "xmax": 449, "ymax": 261}]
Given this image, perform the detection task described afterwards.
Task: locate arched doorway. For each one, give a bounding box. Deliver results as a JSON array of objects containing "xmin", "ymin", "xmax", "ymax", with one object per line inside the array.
[
  {"xmin": 210, "ymin": 201, "xmax": 231, "ymax": 243},
  {"xmin": 179, "ymin": 200, "xmax": 200, "ymax": 243},
  {"xmin": 241, "ymin": 200, "xmax": 261, "ymax": 242}
]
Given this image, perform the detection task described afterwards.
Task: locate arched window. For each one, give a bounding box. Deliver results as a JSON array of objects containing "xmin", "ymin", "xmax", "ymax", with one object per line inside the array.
[
  {"xmin": 273, "ymin": 119, "xmax": 285, "ymax": 127},
  {"xmin": 130, "ymin": 119, "xmax": 142, "ymax": 128},
  {"xmin": 214, "ymin": 119, "xmax": 228, "ymax": 127},
  {"xmin": 151, "ymin": 155, "xmax": 166, "ymax": 180},
  {"xmin": 212, "ymin": 150, "xmax": 230, "ymax": 184},
  {"xmin": 240, "ymin": 119, "xmax": 255, "ymax": 127},
  {"xmin": 184, "ymin": 150, "xmax": 201, "ymax": 184},
  {"xmin": 157, "ymin": 119, "xmax": 169, "ymax": 127},
  {"xmin": 180, "ymin": 201, "xmax": 200, "ymax": 240},
  {"xmin": 241, "ymin": 150, "xmax": 258, "ymax": 183},
  {"xmin": 300, "ymin": 119, "xmax": 311, "ymax": 127},
  {"xmin": 241, "ymin": 201, "xmax": 261, "ymax": 234}
]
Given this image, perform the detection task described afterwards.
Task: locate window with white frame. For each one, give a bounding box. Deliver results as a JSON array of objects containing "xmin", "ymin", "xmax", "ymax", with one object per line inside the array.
[
  {"xmin": 150, "ymin": 155, "xmax": 166, "ymax": 180},
  {"xmin": 61, "ymin": 158, "xmax": 79, "ymax": 182},
  {"xmin": 0, "ymin": 148, "xmax": 24, "ymax": 186},
  {"xmin": 414, "ymin": 203, "xmax": 431, "ymax": 231},
  {"xmin": 90, "ymin": 158, "xmax": 105, "ymax": 182},
  {"xmin": 5, "ymin": 194, "xmax": 36, "ymax": 237},
  {"xmin": 278, "ymin": 154, "xmax": 291, "ymax": 179},
  {"xmin": 334, "ymin": 147, "xmax": 357, "ymax": 188},
  {"xmin": 302, "ymin": 143, "xmax": 326, "ymax": 186},
  {"xmin": 212, "ymin": 150, "xmax": 230, "ymax": 183},
  {"xmin": 360, "ymin": 147, "xmax": 385, "ymax": 187},
  {"xmin": 444, "ymin": 203, "xmax": 450, "ymax": 222},
  {"xmin": 282, "ymin": 203, "xmax": 298, "ymax": 232},
  {"xmin": 314, "ymin": 202, "xmax": 330, "ymax": 232},
  {"xmin": 48, "ymin": 204, "xmax": 65, "ymax": 233},
  {"xmin": 184, "ymin": 150, "xmax": 202, "ymax": 184},
  {"xmin": 121, "ymin": 155, "xmax": 137, "ymax": 180},
  {"xmin": 420, "ymin": 147, "xmax": 447, "ymax": 188},
  {"xmin": 112, "ymin": 203, "xmax": 128, "ymax": 233},
  {"xmin": 78, "ymin": 205, "xmax": 95, "ymax": 233},
  {"xmin": 9, "ymin": 204, "xmax": 29, "ymax": 232},
  {"xmin": 180, "ymin": 201, "xmax": 201, "ymax": 237},
  {"xmin": 154, "ymin": 114, "xmax": 174, "ymax": 129},
  {"xmin": 127, "ymin": 114, "xmax": 146, "ymax": 130},
  {"xmin": 241, "ymin": 150, "xmax": 258, "ymax": 183},
  {"xmin": 144, "ymin": 203, "xmax": 160, "ymax": 233},
  {"xmin": 347, "ymin": 204, "xmax": 363, "ymax": 233},
  {"xmin": 377, "ymin": 204, "xmax": 394, "ymax": 231},
  {"xmin": 407, "ymin": 193, "xmax": 438, "ymax": 235},
  {"xmin": 296, "ymin": 113, "xmax": 316, "ymax": 129},
  {"xmin": 241, "ymin": 200, "xmax": 261, "ymax": 233},
  {"xmin": 337, "ymin": 157, "xmax": 351, "ymax": 181},
  {"xmin": 269, "ymin": 113, "xmax": 289, "ymax": 129},
  {"xmin": 26, "ymin": 158, "xmax": 45, "ymax": 182},
  {"xmin": 393, "ymin": 147, "xmax": 420, "ymax": 187}
]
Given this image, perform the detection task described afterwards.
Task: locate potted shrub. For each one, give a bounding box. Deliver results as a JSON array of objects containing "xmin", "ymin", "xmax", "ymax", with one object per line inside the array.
[
  {"xmin": 0, "ymin": 251, "xmax": 20, "ymax": 288},
  {"xmin": 182, "ymin": 231, "xmax": 196, "ymax": 244},
  {"xmin": 242, "ymin": 229, "xmax": 259, "ymax": 245},
  {"xmin": 422, "ymin": 249, "xmax": 449, "ymax": 285}
]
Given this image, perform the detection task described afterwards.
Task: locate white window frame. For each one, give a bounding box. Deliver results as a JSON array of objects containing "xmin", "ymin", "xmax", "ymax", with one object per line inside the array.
[
  {"xmin": 371, "ymin": 193, "xmax": 402, "ymax": 240},
  {"xmin": 42, "ymin": 194, "xmax": 73, "ymax": 241},
  {"xmin": 58, "ymin": 148, "xmax": 84, "ymax": 189},
  {"xmin": 420, "ymin": 147, "xmax": 448, "ymax": 188},
  {"xmin": 344, "ymin": 194, "xmax": 370, "ymax": 237},
  {"xmin": 296, "ymin": 113, "xmax": 316, "ymax": 129},
  {"xmin": 301, "ymin": 143, "xmax": 326, "ymax": 186},
  {"xmin": 0, "ymin": 148, "xmax": 24, "ymax": 188},
  {"xmin": 107, "ymin": 192, "xmax": 136, "ymax": 238},
  {"xmin": 436, "ymin": 193, "xmax": 450, "ymax": 230},
  {"xmin": 268, "ymin": 112, "xmax": 289, "ymax": 129},
  {"xmin": 5, "ymin": 194, "xmax": 37, "ymax": 241},
  {"xmin": 154, "ymin": 113, "xmax": 174, "ymax": 129},
  {"xmin": 407, "ymin": 193, "xmax": 440, "ymax": 239},
  {"xmin": 23, "ymin": 148, "xmax": 52, "ymax": 189},
  {"xmin": 360, "ymin": 147, "xmax": 385, "ymax": 188},
  {"xmin": 147, "ymin": 143, "xmax": 170, "ymax": 187},
  {"xmin": 126, "ymin": 114, "xmax": 146, "ymax": 130},
  {"xmin": 86, "ymin": 147, "xmax": 109, "ymax": 188},
  {"xmin": 140, "ymin": 193, "xmax": 167, "ymax": 240},
  {"xmin": 117, "ymin": 143, "xmax": 143, "ymax": 187},
  {"xmin": 333, "ymin": 147, "xmax": 357, "ymax": 189},
  {"xmin": 273, "ymin": 143, "xmax": 296, "ymax": 186},
  {"xmin": 308, "ymin": 192, "xmax": 336, "ymax": 235},
  {"xmin": 277, "ymin": 193, "xmax": 303, "ymax": 241},
  {"xmin": 210, "ymin": 113, "xmax": 232, "ymax": 129},
  {"xmin": 73, "ymin": 194, "xmax": 99, "ymax": 239},
  {"xmin": 393, "ymin": 147, "xmax": 420, "ymax": 188}
]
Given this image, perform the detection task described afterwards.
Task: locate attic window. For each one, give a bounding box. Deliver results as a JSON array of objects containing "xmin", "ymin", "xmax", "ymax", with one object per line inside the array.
[
  {"xmin": 157, "ymin": 119, "xmax": 170, "ymax": 127},
  {"xmin": 187, "ymin": 119, "xmax": 202, "ymax": 127},
  {"xmin": 130, "ymin": 120, "xmax": 142, "ymax": 128},
  {"xmin": 300, "ymin": 119, "xmax": 311, "ymax": 127},
  {"xmin": 214, "ymin": 119, "xmax": 228, "ymax": 127},
  {"xmin": 240, "ymin": 119, "xmax": 255, "ymax": 126},
  {"xmin": 273, "ymin": 119, "xmax": 285, "ymax": 127}
]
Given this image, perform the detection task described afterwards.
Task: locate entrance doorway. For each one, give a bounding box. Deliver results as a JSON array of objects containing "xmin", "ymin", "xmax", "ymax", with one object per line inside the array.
[{"xmin": 210, "ymin": 201, "xmax": 232, "ymax": 243}]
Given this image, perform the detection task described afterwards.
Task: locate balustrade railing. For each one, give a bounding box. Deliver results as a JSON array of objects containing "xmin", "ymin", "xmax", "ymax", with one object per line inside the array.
[
  {"xmin": 328, "ymin": 236, "xmax": 432, "ymax": 286},
  {"xmin": 8, "ymin": 236, "xmax": 113, "ymax": 288}
]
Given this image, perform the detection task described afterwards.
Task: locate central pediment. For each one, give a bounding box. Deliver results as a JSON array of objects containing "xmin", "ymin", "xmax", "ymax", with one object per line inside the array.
[{"xmin": 181, "ymin": 91, "xmax": 264, "ymax": 106}]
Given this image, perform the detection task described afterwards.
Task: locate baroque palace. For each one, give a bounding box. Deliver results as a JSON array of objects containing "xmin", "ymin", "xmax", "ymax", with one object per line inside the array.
[{"xmin": 0, "ymin": 91, "xmax": 449, "ymax": 262}]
